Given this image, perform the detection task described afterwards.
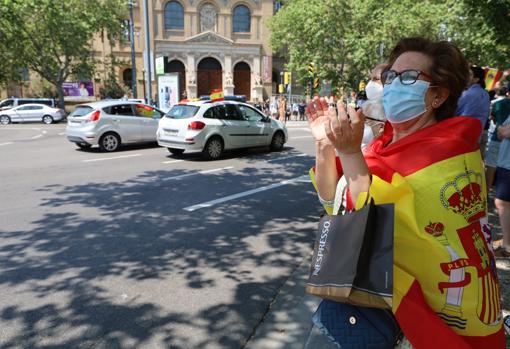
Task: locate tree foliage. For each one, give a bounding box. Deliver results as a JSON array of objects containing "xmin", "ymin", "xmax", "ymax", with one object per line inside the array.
[
  {"xmin": 0, "ymin": 0, "xmax": 128, "ymax": 106},
  {"xmin": 270, "ymin": 0, "xmax": 510, "ymax": 92},
  {"xmin": 99, "ymin": 56, "xmax": 129, "ymax": 99}
]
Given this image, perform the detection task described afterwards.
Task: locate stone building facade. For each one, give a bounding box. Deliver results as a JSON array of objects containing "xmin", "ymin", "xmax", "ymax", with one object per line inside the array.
[{"xmin": 151, "ymin": 0, "xmax": 277, "ymax": 101}]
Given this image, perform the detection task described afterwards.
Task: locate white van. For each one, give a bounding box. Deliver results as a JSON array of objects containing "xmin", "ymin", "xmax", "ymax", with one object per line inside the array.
[{"xmin": 0, "ymin": 98, "xmax": 58, "ymax": 111}]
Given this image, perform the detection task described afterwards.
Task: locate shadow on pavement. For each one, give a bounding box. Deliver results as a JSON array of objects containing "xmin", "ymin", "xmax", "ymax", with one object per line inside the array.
[{"xmin": 0, "ymin": 155, "xmax": 321, "ymax": 348}]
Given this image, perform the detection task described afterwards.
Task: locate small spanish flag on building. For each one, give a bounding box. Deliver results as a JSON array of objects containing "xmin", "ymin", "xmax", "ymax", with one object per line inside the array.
[
  {"xmin": 210, "ymin": 89, "xmax": 224, "ymax": 101},
  {"xmin": 484, "ymin": 68, "xmax": 503, "ymax": 91}
]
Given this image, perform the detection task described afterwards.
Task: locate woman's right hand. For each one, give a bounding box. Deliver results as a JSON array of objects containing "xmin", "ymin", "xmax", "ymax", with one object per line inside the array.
[{"xmin": 306, "ymin": 96, "xmax": 332, "ymax": 143}]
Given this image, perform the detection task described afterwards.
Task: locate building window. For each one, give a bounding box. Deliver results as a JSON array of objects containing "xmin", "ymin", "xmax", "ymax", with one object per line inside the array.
[
  {"xmin": 233, "ymin": 5, "xmax": 250, "ymax": 33},
  {"xmin": 164, "ymin": 1, "xmax": 184, "ymax": 30},
  {"xmin": 123, "ymin": 68, "xmax": 133, "ymax": 88}
]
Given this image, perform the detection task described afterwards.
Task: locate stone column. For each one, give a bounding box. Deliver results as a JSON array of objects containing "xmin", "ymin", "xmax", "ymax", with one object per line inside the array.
[
  {"xmin": 224, "ymin": 55, "xmax": 234, "ymax": 96},
  {"xmin": 252, "ymin": 56, "xmax": 263, "ymax": 102},
  {"xmin": 186, "ymin": 54, "xmax": 197, "ymax": 98}
]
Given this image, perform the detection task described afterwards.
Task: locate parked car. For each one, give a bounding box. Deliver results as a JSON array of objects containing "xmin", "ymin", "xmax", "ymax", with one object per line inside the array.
[
  {"xmin": 65, "ymin": 100, "xmax": 164, "ymax": 151},
  {"xmin": 0, "ymin": 103, "xmax": 66, "ymax": 125},
  {"xmin": 157, "ymin": 100, "xmax": 288, "ymax": 160},
  {"xmin": 0, "ymin": 98, "xmax": 58, "ymax": 111}
]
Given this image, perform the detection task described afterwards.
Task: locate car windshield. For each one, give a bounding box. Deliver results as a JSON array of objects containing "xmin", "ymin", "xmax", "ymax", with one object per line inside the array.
[
  {"xmin": 165, "ymin": 105, "xmax": 199, "ymax": 119},
  {"xmin": 0, "ymin": 99, "xmax": 14, "ymax": 108},
  {"xmin": 69, "ymin": 106, "xmax": 94, "ymax": 117}
]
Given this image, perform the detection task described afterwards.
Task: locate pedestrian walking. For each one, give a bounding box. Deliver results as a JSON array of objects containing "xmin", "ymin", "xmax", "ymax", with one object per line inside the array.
[
  {"xmin": 306, "ymin": 37, "xmax": 504, "ymax": 348},
  {"xmin": 291, "ymin": 101, "xmax": 299, "ymax": 121},
  {"xmin": 485, "ymin": 87, "xmax": 510, "ymax": 191},
  {"xmin": 456, "ymin": 66, "xmax": 491, "ymax": 150},
  {"xmin": 493, "ymin": 118, "xmax": 510, "ymax": 258},
  {"xmin": 270, "ymin": 97, "xmax": 278, "ymax": 118},
  {"xmin": 278, "ymin": 96, "xmax": 286, "ymax": 123}
]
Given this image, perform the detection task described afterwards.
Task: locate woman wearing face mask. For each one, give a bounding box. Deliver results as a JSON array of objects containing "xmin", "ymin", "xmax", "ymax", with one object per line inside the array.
[
  {"xmin": 362, "ymin": 63, "xmax": 388, "ymax": 141},
  {"xmin": 306, "ymin": 38, "xmax": 504, "ymax": 348}
]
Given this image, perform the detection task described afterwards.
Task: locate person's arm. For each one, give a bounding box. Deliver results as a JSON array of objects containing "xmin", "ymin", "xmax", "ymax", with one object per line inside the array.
[
  {"xmin": 306, "ymin": 97, "xmax": 340, "ymax": 202},
  {"xmin": 315, "ymin": 140, "xmax": 339, "ymax": 201},
  {"xmin": 498, "ymin": 124, "xmax": 510, "ymax": 140}
]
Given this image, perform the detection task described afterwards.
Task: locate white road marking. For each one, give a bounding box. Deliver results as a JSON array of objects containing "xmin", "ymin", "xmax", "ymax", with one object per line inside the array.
[
  {"xmin": 267, "ymin": 153, "xmax": 307, "ymax": 162},
  {"xmin": 0, "ymin": 142, "xmax": 13, "ymax": 146},
  {"xmin": 31, "ymin": 134, "xmax": 43, "ymax": 139},
  {"xmin": 82, "ymin": 154, "xmax": 142, "ymax": 163},
  {"xmin": 291, "ymin": 136, "xmax": 312, "ymax": 139},
  {"xmin": 42, "ymin": 131, "xmax": 47, "ymax": 134},
  {"xmin": 0, "ymin": 127, "xmax": 41, "ymax": 131},
  {"xmin": 162, "ymin": 166, "xmax": 233, "ymax": 181},
  {"xmin": 298, "ymin": 128, "xmax": 311, "ymax": 132},
  {"xmin": 58, "ymin": 132, "xmax": 66, "ymax": 136},
  {"xmin": 183, "ymin": 174, "xmax": 311, "ymax": 212},
  {"xmin": 162, "ymin": 159, "xmax": 185, "ymax": 164}
]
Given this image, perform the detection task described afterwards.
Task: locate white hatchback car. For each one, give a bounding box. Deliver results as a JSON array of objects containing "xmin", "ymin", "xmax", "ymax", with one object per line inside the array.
[
  {"xmin": 66, "ymin": 100, "xmax": 164, "ymax": 151},
  {"xmin": 157, "ymin": 101, "xmax": 288, "ymax": 159},
  {"xmin": 0, "ymin": 103, "xmax": 66, "ymax": 125}
]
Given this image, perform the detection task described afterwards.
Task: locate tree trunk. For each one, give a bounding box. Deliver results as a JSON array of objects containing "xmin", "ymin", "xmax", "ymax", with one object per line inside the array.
[{"xmin": 56, "ymin": 83, "xmax": 65, "ymax": 109}]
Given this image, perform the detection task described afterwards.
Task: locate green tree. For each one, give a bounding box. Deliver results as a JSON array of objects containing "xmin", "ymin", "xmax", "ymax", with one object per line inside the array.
[
  {"xmin": 0, "ymin": 50, "xmax": 22, "ymax": 88},
  {"xmin": 99, "ymin": 56, "xmax": 129, "ymax": 99},
  {"xmin": 0, "ymin": 0, "xmax": 128, "ymax": 107},
  {"xmin": 270, "ymin": 0, "xmax": 510, "ymax": 92},
  {"xmin": 443, "ymin": 0, "xmax": 510, "ymax": 67}
]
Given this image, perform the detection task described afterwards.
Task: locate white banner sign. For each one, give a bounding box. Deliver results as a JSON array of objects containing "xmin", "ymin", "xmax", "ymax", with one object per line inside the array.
[{"xmin": 158, "ymin": 74, "xmax": 179, "ymax": 113}]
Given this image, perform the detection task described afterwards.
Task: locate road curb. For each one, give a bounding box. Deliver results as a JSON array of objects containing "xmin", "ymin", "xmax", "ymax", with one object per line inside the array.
[{"xmin": 244, "ymin": 256, "xmax": 320, "ymax": 349}]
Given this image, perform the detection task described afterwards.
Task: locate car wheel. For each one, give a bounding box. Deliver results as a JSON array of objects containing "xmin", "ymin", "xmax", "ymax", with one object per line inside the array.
[
  {"xmin": 76, "ymin": 143, "xmax": 92, "ymax": 150},
  {"xmin": 0, "ymin": 115, "xmax": 10, "ymax": 125},
  {"xmin": 270, "ymin": 131, "xmax": 285, "ymax": 151},
  {"xmin": 202, "ymin": 137, "xmax": 224, "ymax": 160},
  {"xmin": 167, "ymin": 148, "xmax": 184, "ymax": 156},
  {"xmin": 42, "ymin": 115, "xmax": 53, "ymax": 124},
  {"xmin": 99, "ymin": 132, "xmax": 120, "ymax": 152}
]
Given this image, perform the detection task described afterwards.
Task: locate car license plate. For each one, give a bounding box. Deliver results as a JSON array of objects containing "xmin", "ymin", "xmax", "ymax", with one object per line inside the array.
[{"xmin": 164, "ymin": 129, "xmax": 178, "ymax": 136}]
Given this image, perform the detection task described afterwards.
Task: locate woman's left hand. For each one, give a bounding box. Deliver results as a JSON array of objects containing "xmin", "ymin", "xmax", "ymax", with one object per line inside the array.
[{"xmin": 324, "ymin": 101, "xmax": 365, "ymax": 155}]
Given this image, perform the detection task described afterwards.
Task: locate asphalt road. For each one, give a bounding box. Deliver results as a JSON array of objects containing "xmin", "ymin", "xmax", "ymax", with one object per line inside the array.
[{"xmin": 0, "ymin": 122, "xmax": 321, "ymax": 349}]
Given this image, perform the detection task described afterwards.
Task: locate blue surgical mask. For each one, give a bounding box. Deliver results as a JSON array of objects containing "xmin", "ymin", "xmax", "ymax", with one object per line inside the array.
[{"xmin": 382, "ymin": 78, "xmax": 431, "ymax": 123}]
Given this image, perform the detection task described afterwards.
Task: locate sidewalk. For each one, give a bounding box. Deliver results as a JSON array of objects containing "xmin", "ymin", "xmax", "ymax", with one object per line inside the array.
[
  {"xmin": 245, "ymin": 191, "xmax": 510, "ymax": 349},
  {"xmin": 281, "ymin": 120, "xmax": 309, "ymax": 128}
]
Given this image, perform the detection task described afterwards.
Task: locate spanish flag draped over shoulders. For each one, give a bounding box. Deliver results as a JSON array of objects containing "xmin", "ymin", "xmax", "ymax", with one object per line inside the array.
[{"xmin": 310, "ymin": 117, "xmax": 505, "ymax": 348}]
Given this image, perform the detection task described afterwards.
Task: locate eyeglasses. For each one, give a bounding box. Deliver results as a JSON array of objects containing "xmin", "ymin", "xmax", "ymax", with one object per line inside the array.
[{"xmin": 381, "ymin": 69, "xmax": 433, "ymax": 85}]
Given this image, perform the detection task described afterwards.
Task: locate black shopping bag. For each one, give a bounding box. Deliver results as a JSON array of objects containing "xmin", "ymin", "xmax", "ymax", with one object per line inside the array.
[{"xmin": 306, "ymin": 199, "xmax": 394, "ymax": 308}]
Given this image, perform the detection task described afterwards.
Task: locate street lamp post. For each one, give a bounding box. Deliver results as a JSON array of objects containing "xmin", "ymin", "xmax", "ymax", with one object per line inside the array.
[
  {"xmin": 142, "ymin": 0, "xmax": 152, "ymax": 105},
  {"xmin": 128, "ymin": 0, "xmax": 137, "ymax": 98}
]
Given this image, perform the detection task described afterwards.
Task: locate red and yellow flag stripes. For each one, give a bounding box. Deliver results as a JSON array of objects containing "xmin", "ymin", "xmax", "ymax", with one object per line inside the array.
[
  {"xmin": 210, "ymin": 89, "xmax": 224, "ymax": 102},
  {"xmin": 484, "ymin": 68, "xmax": 503, "ymax": 91}
]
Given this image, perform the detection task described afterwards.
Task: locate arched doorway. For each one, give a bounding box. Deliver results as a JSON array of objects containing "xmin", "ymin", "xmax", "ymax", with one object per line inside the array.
[
  {"xmin": 234, "ymin": 62, "xmax": 251, "ymax": 100},
  {"xmin": 197, "ymin": 57, "xmax": 222, "ymax": 97},
  {"xmin": 165, "ymin": 59, "xmax": 186, "ymax": 100}
]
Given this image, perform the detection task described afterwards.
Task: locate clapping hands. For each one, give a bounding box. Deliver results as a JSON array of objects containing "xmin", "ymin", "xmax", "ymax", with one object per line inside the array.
[{"xmin": 305, "ymin": 96, "xmax": 365, "ymax": 155}]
